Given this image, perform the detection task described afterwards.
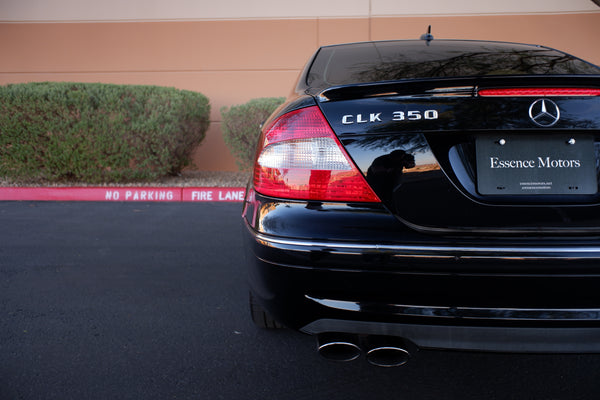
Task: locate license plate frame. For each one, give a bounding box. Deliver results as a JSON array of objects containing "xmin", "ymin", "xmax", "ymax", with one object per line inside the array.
[{"xmin": 476, "ymin": 134, "xmax": 597, "ymax": 195}]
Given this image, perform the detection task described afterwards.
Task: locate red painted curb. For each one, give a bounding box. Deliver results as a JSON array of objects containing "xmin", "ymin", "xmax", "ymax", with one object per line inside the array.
[
  {"xmin": 0, "ymin": 187, "xmax": 247, "ymax": 202},
  {"xmin": 182, "ymin": 187, "xmax": 246, "ymax": 202}
]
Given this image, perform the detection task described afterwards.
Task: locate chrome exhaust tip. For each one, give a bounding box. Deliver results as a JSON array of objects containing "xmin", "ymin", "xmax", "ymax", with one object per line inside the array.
[
  {"xmin": 317, "ymin": 333, "xmax": 362, "ymax": 362},
  {"xmin": 365, "ymin": 336, "xmax": 411, "ymax": 367}
]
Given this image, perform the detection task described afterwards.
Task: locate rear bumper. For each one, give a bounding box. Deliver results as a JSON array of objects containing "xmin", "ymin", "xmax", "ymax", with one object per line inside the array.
[
  {"xmin": 302, "ymin": 319, "xmax": 600, "ymax": 353},
  {"xmin": 245, "ymin": 221, "xmax": 600, "ymax": 353}
]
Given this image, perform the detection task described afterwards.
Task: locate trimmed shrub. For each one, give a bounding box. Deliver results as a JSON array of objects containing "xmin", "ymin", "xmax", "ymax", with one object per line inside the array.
[
  {"xmin": 0, "ymin": 82, "xmax": 210, "ymax": 183},
  {"xmin": 221, "ymin": 97, "xmax": 285, "ymax": 171}
]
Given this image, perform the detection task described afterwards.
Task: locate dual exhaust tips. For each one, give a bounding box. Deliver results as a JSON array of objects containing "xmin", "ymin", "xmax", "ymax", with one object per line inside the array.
[{"xmin": 317, "ymin": 333, "xmax": 414, "ymax": 367}]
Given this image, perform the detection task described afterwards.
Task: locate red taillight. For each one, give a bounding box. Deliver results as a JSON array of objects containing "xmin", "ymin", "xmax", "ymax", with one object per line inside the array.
[
  {"xmin": 478, "ymin": 88, "xmax": 600, "ymax": 97},
  {"xmin": 253, "ymin": 106, "xmax": 380, "ymax": 202}
]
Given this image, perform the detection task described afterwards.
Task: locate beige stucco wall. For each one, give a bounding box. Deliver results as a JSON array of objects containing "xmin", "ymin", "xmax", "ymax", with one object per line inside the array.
[{"xmin": 1, "ymin": 1, "xmax": 599, "ymax": 171}]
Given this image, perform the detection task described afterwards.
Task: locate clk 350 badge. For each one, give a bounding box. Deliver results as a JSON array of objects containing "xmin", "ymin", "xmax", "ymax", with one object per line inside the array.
[{"xmin": 341, "ymin": 110, "xmax": 439, "ymax": 125}]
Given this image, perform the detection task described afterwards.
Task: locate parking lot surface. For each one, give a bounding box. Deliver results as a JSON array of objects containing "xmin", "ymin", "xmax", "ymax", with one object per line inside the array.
[{"xmin": 1, "ymin": 202, "xmax": 600, "ymax": 400}]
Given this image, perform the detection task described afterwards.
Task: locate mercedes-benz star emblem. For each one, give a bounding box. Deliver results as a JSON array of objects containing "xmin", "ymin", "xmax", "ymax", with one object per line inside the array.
[{"xmin": 528, "ymin": 99, "xmax": 560, "ymax": 127}]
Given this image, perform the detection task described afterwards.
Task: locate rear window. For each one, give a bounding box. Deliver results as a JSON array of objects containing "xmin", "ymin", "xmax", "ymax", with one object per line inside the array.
[{"xmin": 306, "ymin": 40, "xmax": 600, "ymax": 89}]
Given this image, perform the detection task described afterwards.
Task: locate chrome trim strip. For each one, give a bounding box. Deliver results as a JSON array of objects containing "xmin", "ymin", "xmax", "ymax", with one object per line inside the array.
[
  {"xmin": 306, "ymin": 295, "xmax": 600, "ymax": 321},
  {"xmin": 254, "ymin": 232, "xmax": 600, "ymax": 260}
]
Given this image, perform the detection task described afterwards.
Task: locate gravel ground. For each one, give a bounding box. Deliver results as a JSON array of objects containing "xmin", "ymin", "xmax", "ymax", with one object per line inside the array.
[{"xmin": 0, "ymin": 171, "xmax": 251, "ymax": 188}]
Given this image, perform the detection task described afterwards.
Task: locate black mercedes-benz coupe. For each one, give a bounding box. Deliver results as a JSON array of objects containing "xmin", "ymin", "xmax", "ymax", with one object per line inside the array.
[{"xmin": 242, "ymin": 37, "xmax": 600, "ymax": 367}]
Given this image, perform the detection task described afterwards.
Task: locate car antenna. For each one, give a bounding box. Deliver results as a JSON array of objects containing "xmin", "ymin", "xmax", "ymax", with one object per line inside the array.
[{"xmin": 420, "ymin": 25, "xmax": 434, "ymax": 44}]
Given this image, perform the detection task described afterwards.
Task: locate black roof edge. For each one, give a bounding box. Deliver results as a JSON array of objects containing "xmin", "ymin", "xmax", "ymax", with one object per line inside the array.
[{"xmin": 315, "ymin": 38, "xmax": 547, "ymax": 50}]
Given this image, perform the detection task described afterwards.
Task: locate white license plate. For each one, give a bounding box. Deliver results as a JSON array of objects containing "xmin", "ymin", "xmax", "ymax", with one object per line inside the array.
[{"xmin": 476, "ymin": 134, "xmax": 597, "ymax": 195}]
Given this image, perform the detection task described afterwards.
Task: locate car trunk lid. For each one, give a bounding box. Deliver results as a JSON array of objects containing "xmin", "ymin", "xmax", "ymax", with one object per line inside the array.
[{"xmin": 316, "ymin": 76, "xmax": 600, "ymax": 235}]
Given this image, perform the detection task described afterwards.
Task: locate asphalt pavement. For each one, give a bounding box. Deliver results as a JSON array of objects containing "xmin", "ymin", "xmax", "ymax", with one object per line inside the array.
[{"xmin": 1, "ymin": 201, "xmax": 600, "ymax": 400}]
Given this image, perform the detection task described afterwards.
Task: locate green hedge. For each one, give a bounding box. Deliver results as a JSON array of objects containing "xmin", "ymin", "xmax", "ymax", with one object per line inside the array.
[
  {"xmin": 220, "ymin": 97, "xmax": 285, "ymax": 171},
  {"xmin": 0, "ymin": 82, "xmax": 210, "ymax": 183}
]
